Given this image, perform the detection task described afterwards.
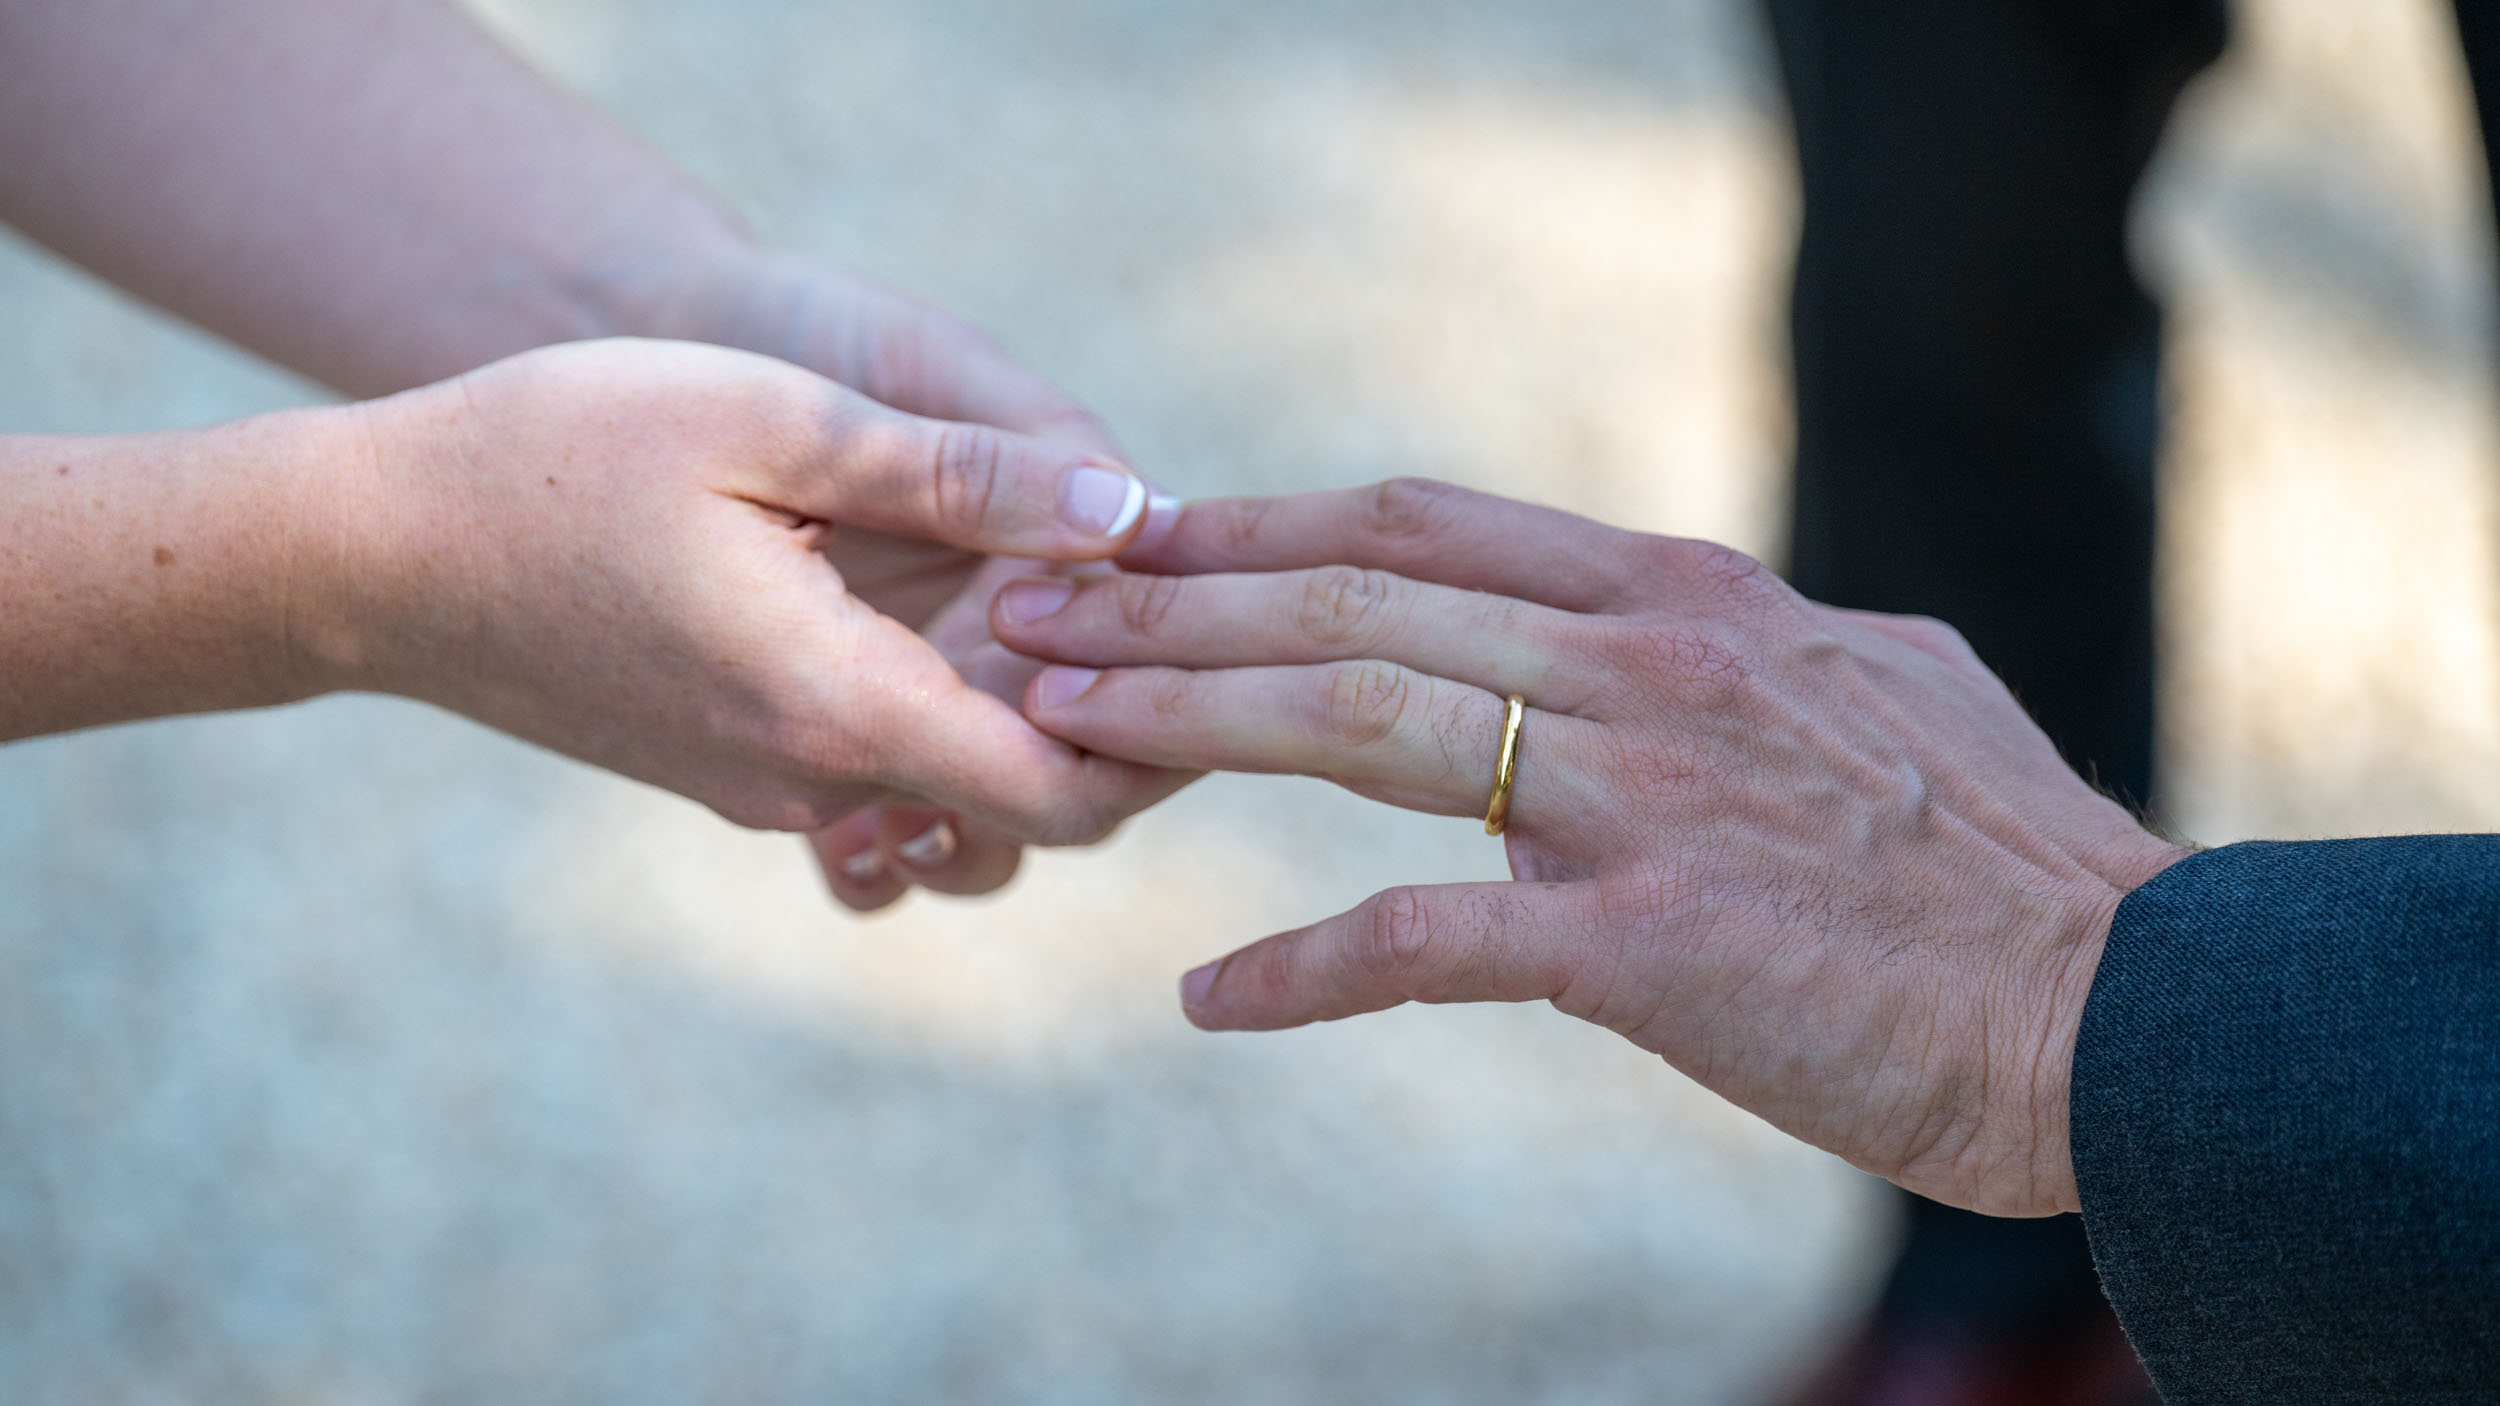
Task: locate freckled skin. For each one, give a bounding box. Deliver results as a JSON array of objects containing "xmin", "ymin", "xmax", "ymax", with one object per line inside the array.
[{"xmin": 0, "ymin": 340, "xmax": 1180, "ymax": 862}]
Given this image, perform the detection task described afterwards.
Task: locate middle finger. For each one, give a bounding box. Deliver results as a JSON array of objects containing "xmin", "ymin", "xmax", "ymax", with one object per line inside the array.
[{"xmin": 992, "ymin": 566, "xmax": 1606, "ymax": 713}]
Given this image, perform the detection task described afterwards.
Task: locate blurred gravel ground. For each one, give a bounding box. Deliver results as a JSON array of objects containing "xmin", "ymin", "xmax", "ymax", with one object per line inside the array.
[{"xmin": 1, "ymin": 0, "xmax": 2495, "ymax": 1402}]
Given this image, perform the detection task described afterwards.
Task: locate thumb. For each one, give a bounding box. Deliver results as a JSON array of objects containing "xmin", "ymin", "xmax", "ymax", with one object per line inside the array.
[
  {"xmin": 792, "ymin": 393, "xmax": 1159, "ymax": 561},
  {"xmin": 1179, "ymin": 881, "xmax": 1599, "ymax": 1031}
]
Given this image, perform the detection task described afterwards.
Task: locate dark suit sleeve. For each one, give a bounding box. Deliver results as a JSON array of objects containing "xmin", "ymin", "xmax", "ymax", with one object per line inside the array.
[{"xmin": 2070, "ymin": 838, "xmax": 2500, "ymax": 1403}]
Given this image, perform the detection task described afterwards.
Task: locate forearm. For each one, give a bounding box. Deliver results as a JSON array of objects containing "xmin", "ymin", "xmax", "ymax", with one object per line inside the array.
[
  {"xmin": 0, "ymin": 0, "xmax": 752, "ymax": 395},
  {"xmin": 0, "ymin": 411, "xmax": 366, "ymax": 740}
]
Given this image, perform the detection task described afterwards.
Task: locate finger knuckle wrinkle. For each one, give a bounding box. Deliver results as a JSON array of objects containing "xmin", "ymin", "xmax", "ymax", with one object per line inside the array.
[
  {"xmin": 1356, "ymin": 888, "xmax": 1434, "ymax": 980},
  {"xmin": 1216, "ymin": 494, "xmax": 1277, "ymax": 555},
  {"xmin": 1120, "ymin": 573, "xmax": 1188, "ymax": 637},
  {"xmin": 1145, "ymin": 669, "xmax": 1201, "ymax": 725},
  {"xmin": 1319, "ymin": 660, "xmax": 1412, "ymax": 749},
  {"xmin": 1296, "ymin": 565, "xmax": 1395, "ymax": 647},
  {"xmin": 928, "ymin": 424, "xmax": 1004, "ymax": 539},
  {"xmin": 1367, "ymin": 477, "xmax": 1470, "ymax": 543}
]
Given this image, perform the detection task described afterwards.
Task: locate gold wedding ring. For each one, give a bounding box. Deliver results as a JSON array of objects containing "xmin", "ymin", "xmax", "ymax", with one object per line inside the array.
[{"xmin": 1483, "ymin": 694, "xmax": 1526, "ymax": 836}]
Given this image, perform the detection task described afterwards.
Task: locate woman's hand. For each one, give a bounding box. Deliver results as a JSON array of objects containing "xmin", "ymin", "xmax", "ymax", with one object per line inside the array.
[
  {"xmin": 991, "ymin": 480, "xmax": 2190, "ymax": 1218},
  {"xmin": 663, "ymin": 254, "xmax": 1192, "ymax": 907},
  {"xmin": 321, "ymin": 337, "xmax": 1188, "ymax": 843},
  {"xmin": 0, "ymin": 0, "xmax": 1191, "ymax": 906}
]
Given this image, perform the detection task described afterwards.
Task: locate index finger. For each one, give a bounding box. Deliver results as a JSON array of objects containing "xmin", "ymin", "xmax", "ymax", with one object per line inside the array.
[{"xmin": 1119, "ymin": 478, "xmax": 1641, "ymax": 612}]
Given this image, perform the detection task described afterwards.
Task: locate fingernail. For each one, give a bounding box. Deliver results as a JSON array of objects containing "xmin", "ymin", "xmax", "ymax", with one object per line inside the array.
[
  {"xmin": 1061, "ymin": 464, "xmax": 1148, "ymax": 539},
  {"xmin": 1030, "ymin": 666, "xmax": 1102, "ymax": 710},
  {"xmin": 896, "ymin": 819, "xmax": 957, "ymax": 868},
  {"xmin": 1130, "ymin": 490, "xmax": 1184, "ymax": 554},
  {"xmin": 1179, "ymin": 960, "xmax": 1221, "ymax": 1010},
  {"xmin": 838, "ymin": 848, "xmax": 886, "ymax": 880},
  {"xmin": 997, "ymin": 578, "xmax": 1074, "ymax": 625}
]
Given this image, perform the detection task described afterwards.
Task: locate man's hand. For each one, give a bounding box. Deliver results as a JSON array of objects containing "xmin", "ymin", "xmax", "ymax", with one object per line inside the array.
[
  {"xmin": 310, "ymin": 338, "xmax": 1189, "ymax": 841},
  {"xmin": 991, "ymin": 480, "xmax": 2191, "ymax": 1217}
]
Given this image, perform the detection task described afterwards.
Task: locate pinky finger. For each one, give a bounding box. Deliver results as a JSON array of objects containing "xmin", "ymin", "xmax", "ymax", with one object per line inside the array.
[{"xmin": 1180, "ymin": 880, "xmax": 1598, "ymax": 1031}]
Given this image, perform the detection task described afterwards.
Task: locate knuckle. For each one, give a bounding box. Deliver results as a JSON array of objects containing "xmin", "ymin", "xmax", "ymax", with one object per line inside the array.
[
  {"xmin": 1316, "ymin": 660, "xmax": 1414, "ymax": 749},
  {"xmin": 1353, "ymin": 887, "xmax": 1434, "ymax": 982},
  {"xmin": 1606, "ymin": 623, "xmax": 1752, "ymax": 705},
  {"xmin": 1294, "ymin": 565, "xmax": 1397, "ymax": 648},
  {"xmin": 926, "ymin": 424, "xmax": 1005, "ymax": 539},
  {"xmin": 1629, "ymin": 536, "xmax": 1782, "ymax": 610},
  {"xmin": 1144, "ymin": 667, "xmax": 1202, "ymax": 726},
  {"xmin": 1900, "ymin": 613, "xmax": 1978, "ymax": 663},
  {"xmin": 1365, "ymin": 476, "xmax": 1471, "ymax": 543},
  {"xmin": 1682, "ymin": 539, "xmax": 1776, "ymax": 598},
  {"xmin": 741, "ymin": 364, "xmax": 841, "ymax": 444},
  {"xmin": 1118, "ymin": 573, "xmax": 1189, "ymax": 637}
]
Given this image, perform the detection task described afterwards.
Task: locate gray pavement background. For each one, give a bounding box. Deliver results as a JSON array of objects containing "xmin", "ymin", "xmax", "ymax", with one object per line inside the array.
[{"xmin": 3, "ymin": 0, "xmax": 2498, "ymax": 1402}]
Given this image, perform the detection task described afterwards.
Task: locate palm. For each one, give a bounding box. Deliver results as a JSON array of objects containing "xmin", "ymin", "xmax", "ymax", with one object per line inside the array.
[{"xmin": 823, "ymin": 527, "xmax": 990, "ymax": 634}]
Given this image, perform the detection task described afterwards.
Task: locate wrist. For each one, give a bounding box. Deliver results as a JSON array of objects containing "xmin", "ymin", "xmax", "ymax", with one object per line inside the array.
[
  {"xmin": 2023, "ymin": 830, "xmax": 2195, "ymax": 1212},
  {"xmin": 244, "ymin": 401, "xmax": 403, "ymax": 701},
  {"xmin": 261, "ymin": 393, "xmax": 447, "ymax": 704},
  {"xmin": 614, "ymin": 243, "xmax": 802, "ymax": 351}
]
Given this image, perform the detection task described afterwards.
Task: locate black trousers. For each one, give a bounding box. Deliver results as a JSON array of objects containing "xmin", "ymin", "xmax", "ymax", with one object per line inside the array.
[{"xmin": 1764, "ymin": 0, "xmax": 2500, "ymax": 1342}]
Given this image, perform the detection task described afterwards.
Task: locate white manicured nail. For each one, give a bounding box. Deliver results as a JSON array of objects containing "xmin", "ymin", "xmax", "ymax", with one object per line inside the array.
[
  {"xmin": 897, "ymin": 819, "xmax": 958, "ymax": 868},
  {"xmin": 1061, "ymin": 465, "xmax": 1147, "ymax": 539},
  {"xmin": 1132, "ymin": 491, "xmax": 1183, "ymax": 552},
  {"xmin": 838, "ymin": 849, "xmax": 886, "ymax": 880}
]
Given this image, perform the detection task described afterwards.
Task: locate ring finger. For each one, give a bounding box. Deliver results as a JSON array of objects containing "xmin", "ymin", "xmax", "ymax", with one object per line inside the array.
[{"xmin": 1023, "ymin": 660, "xmax": 1591, "ymax": 828}]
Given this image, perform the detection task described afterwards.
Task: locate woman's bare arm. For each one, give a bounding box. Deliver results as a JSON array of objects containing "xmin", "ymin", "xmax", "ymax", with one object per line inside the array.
[
  {"xmin": 0, "ymin": 0, "xmax": 750, "ymax": 395},
  {"xmin": 0, "ymin": 411, "xmax": 358, "ymax": 739},
  {"xmin": 0, "ymin": 339, "xmax": 1173, "ymax": 842}
]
